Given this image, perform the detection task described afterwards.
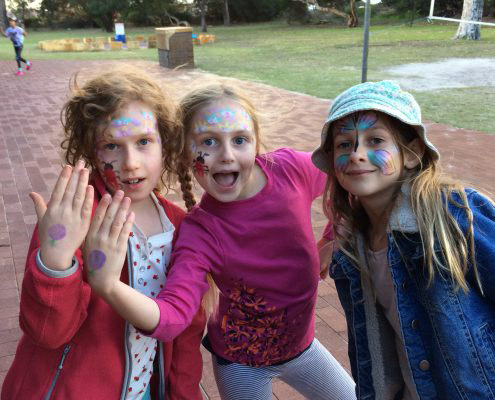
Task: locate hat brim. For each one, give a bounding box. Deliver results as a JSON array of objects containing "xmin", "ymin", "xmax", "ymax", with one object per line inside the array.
[{"xmin": 311, "ymin": 108, "xmax": 439, "ymax": 173}]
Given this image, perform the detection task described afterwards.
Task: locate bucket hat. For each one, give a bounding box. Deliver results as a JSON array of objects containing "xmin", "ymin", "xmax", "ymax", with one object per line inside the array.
[{"xmin": 311, "ymin": 80, "xmax": 440, "ymax": 173}]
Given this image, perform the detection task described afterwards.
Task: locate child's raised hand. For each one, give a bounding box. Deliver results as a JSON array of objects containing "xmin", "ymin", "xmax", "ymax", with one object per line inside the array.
[
  {"xmin": 30, "ymin": 160, "xmax": 94, "ymax": 271},
  {"xmin": 84, "ymin": 191, "xmax": 134, "ymax": 296}
]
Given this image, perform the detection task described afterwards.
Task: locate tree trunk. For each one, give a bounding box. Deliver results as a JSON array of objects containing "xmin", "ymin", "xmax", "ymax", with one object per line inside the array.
[
  {"xmin": 454, "ymin": 0, "xmax": 484, "ymax": 39},
  {"xmin": 200, "ymin": 0, "xmax": 207, "ymax": 32},
  {"xmin": 0, "ymin": 0, "xmax": 7, "ymax": 31},
  {"xmin": 223, "ymin": 0, "xmax": 230, "ymax": 26},
  {"xmin": 348, "ymin": 0, "xmax": 358, "ymax": 27}
]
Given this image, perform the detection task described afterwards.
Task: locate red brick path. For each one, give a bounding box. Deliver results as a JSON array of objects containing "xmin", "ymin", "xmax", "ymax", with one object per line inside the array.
[{"xmin": 0, "ymin": 60, "xmax": 494, "ymax": 399}]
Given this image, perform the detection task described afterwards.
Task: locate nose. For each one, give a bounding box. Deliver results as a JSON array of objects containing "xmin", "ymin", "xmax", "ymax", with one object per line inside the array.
[
  {"xmin": 122, "ymin": 146, "xmax": 140, "ymax": 171},
  {"xmin": 220, "ymin": 142, "xmax": 235, "ymax": 164},
  {"xmin": 349, "ymin": 137, "xmax": 367, "ymax": 163}
]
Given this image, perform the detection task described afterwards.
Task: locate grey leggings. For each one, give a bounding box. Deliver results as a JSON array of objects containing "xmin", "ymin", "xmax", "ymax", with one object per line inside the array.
[{"xmin": 212, "ymin": 338, "xmax": 356, "ymax": 400}]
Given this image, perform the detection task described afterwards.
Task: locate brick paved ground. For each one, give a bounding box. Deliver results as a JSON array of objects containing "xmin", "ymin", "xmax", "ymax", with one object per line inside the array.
[{"xmin": 0, "ymin": 59, "xmax": 494, "ymax": 399}]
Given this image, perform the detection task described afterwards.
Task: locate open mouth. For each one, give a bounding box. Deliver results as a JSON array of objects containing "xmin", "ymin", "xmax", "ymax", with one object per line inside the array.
[{"xmin": 213, "ymin": 172, "xmax": 239, "ymax": 187}]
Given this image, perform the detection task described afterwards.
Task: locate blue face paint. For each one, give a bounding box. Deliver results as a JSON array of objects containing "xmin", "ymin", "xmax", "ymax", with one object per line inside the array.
[
  {"xmin": 335, "ymin": 154, "xmax": 350, "ymax": 172},
  {"xmin": 367, "ymin": 149, "xmax": 396, "ymax": 175}
]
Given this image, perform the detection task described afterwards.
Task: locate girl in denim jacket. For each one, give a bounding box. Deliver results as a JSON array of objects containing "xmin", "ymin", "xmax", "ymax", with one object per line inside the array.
[{"xmin": 312, "ymin": 80, "xmax": 495, "ymax": 400}]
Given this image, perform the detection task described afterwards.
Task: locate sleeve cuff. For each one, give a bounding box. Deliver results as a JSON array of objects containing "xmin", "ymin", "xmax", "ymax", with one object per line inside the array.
[
  {"xmin": 322, "ymin": 222, "xmax": 335, "ymax": 241},
  {"xmin": 36, "ymin": 249, "xmax": 79, "ymax": 278}
]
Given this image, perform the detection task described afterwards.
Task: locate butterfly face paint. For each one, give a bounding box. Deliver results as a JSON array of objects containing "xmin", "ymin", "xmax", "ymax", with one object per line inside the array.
[
  {"xmin": 368, "ymin": 149, "xmax": 397, "ymax": 175},
  {"xmin": 333, "ymin": 111, "xmax": 397, "ymax": 175}
]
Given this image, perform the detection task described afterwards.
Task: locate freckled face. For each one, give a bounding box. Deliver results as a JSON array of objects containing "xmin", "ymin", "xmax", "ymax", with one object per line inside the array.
[
  {"xmin": 332, "ymin": 112, "xmax": 403, "ymax": 202},
  {"xmin": 188, "ymin": 99, "xmax": 259, "ymax": 202},
  {"xmin": 95, "ymin": 101, "xmax": 163, "ymax": 207}
]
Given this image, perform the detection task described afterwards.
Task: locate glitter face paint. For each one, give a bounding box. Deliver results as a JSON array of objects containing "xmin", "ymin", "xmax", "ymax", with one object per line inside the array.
[
  {"xmin": 193, "ymin": 106, "xmax": 252, "ymax": 134},
  {"xmin": 111, "ymin": 116, "xmax": 142, "ymax": 137},
  {"xmin": 368, "ymin": 149, "xmax": 397, "ymax": 175}
]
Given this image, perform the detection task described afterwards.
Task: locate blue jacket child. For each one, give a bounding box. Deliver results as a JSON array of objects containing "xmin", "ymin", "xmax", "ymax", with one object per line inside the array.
[{"xmin": 311, "ymin": 80, "xmax": 495, "ymax": 400}]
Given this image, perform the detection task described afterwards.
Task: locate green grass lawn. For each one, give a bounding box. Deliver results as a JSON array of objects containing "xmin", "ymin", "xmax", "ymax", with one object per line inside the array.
[{"xmin": 1, "ymin": 21, "xmax": 494, "ymax": 132}]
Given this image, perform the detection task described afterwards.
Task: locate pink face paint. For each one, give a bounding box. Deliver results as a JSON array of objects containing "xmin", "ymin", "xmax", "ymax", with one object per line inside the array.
[
  {"xmin": 368, "ymin": 149, "xmax": 396, "ymax": 175},
  {"xmin": 47, "ymin": 224, "xmax": 66, "ymax": 246}
]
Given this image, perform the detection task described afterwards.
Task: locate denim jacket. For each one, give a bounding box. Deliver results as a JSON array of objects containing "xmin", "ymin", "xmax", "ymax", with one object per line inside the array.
[{"xmin": 330, "ymin": 185, "xmax": 495, "ymax": 400}]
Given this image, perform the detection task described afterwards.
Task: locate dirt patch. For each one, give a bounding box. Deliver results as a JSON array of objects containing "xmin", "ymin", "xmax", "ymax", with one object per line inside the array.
[{"xmin": 384, "ymin": 58, "xmax": 495, "ymax": 91}]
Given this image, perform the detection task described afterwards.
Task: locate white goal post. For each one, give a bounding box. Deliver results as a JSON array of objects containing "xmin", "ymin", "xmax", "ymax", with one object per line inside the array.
[{"xmin": 428, "ymin": 0, "xmax": 495, "ymax": 26}]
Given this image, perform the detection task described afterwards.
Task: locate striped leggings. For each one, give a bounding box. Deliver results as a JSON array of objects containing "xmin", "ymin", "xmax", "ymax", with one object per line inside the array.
[{"xmin": 212, "ymin": 338, "xmax": 356, "ymax": 400}]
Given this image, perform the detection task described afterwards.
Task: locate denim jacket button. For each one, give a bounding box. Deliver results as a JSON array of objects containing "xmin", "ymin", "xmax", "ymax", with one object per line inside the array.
[
  {"xmin": 419, "ymin": 360, "xmax": 430, "ymax": 371},
  {"xmin": 411, "ymin": 319, "xmax": 419, "ymax": 329}
]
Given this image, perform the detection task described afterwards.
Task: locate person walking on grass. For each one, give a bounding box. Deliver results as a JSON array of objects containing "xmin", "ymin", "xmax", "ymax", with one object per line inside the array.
[{"xmin": 1, "ymin": 15, "xmax": 31, "ymax": 76}]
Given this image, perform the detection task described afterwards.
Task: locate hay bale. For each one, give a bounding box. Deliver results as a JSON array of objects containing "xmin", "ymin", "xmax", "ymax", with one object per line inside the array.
[{"xmin": 111, "ymin": 41, "xmax": 123, "ymax": 50}]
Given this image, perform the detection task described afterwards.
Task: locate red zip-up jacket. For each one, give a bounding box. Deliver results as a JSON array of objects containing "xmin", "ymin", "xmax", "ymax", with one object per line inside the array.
[{"xmin": 1, "ymin": 174, "xmax": 206, "ymax": 400}]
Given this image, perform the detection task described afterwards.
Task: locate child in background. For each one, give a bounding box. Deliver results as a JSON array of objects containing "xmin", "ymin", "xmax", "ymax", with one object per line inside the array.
[
  {"xmin": 0, "ymin": 16, "xmax": 31, "ymax": 76},
  {"xmin": 312, "ymin": 80, "xmax": 495, "ymax": 399},
  {"xmin": 86, "ymin": 84, "xmax": 356, "ymax": 400},
  {"xmin": 1, "ymin": 67, "xmax": 205, "ymax": 400}
]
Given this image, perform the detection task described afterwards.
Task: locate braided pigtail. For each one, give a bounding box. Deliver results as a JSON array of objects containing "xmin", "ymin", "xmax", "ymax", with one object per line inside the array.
[{"xmin": 177, "ymin": 163, "xmax": 196, "ymax": 212}]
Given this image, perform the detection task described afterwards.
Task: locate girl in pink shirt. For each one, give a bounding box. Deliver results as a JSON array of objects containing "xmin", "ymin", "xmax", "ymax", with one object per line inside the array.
[{"xmin": 87, "ymin": 84, "xmax": 356, "ymax": 400}]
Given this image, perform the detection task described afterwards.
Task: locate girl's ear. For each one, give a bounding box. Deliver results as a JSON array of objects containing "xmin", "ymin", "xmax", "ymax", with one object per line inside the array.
[{"xmin": 403, "ymin": 138, "xmax": 424, "ymax": 170}]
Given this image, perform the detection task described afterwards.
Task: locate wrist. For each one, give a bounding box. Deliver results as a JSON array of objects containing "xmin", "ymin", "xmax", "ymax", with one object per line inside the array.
[{"xmin": 39, "ymin": 248, "xmax": 74, "ymax": 271}]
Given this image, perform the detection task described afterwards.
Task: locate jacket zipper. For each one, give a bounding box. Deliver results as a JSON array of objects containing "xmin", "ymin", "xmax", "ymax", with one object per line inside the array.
[
  {"xmin": 159, "ymin": 342, "xmax": 166, "ymax": 399},
  {"xmin": 121, "ymin": 242, "xmax": 133, "ymax": 400},
  {"xmin": 44, "ymin": 344, "xmax": 71, "ymax": 400}
]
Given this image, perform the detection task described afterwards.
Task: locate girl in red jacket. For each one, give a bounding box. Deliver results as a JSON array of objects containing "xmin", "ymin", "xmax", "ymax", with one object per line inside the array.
[{"xmin": 1, "ymin": 66, "xmax": 206, "ymax": 400}]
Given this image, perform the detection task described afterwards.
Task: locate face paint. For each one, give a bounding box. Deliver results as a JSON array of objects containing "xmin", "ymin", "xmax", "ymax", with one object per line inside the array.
[
  {"xmin": 100, "ymin": 160, "xmax": 122, "ymax": 191},
  {"xmin": 334, "ymin": 111, "xmax": 381, "ymax": 164},
  {"xmin": 192, "ymin": 151, "xmax": 210, "ymax": 176},
  {"xmin": 368, "ymin": 149, "xmax": 397, "ymax": 175},
  {"xmin": 193, "ymin": 106, "xmax": 252, "ymax": 134},
  {"xmin": 88, "ymin": 250, "xmax": 106, "ymax": 274},
  {"xmin": 141, "ymin": 111, "xmax": 156, "ymax": 134},
  {"xmin": 111, "ymin": 116, "xmax": 142, "ymax": 137},
  {"xmin": 338, "ymin": 112, "xmax": 378, "ymax": 133},
  {"xmin": 47, "ymin": 224, "xmax": 66, "ymax": 246},
  {"xmin": 335, "ymin": 154, "xmax": 350, "ymax": 173}
]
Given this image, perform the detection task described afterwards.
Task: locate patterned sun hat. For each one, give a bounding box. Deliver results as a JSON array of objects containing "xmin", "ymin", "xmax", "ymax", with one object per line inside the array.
[{"xmin": 311, "ymin": 80, "xmax": 440, "ymax": 173}]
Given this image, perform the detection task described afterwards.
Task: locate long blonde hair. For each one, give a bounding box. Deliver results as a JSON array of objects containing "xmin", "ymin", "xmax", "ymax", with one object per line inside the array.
[
  {"xmin": 324, "ymin": 112, "xmax": 487, "ymax": 293},
  {"xmin": 176, "ymin": 83, "xmax": 264, "ymax": 315}
]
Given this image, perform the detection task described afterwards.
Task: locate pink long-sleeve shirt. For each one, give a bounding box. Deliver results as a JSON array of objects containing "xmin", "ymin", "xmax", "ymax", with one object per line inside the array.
[{"xmin": 152, "ymin": 148, "xmax": 328, "ymax": 366}]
